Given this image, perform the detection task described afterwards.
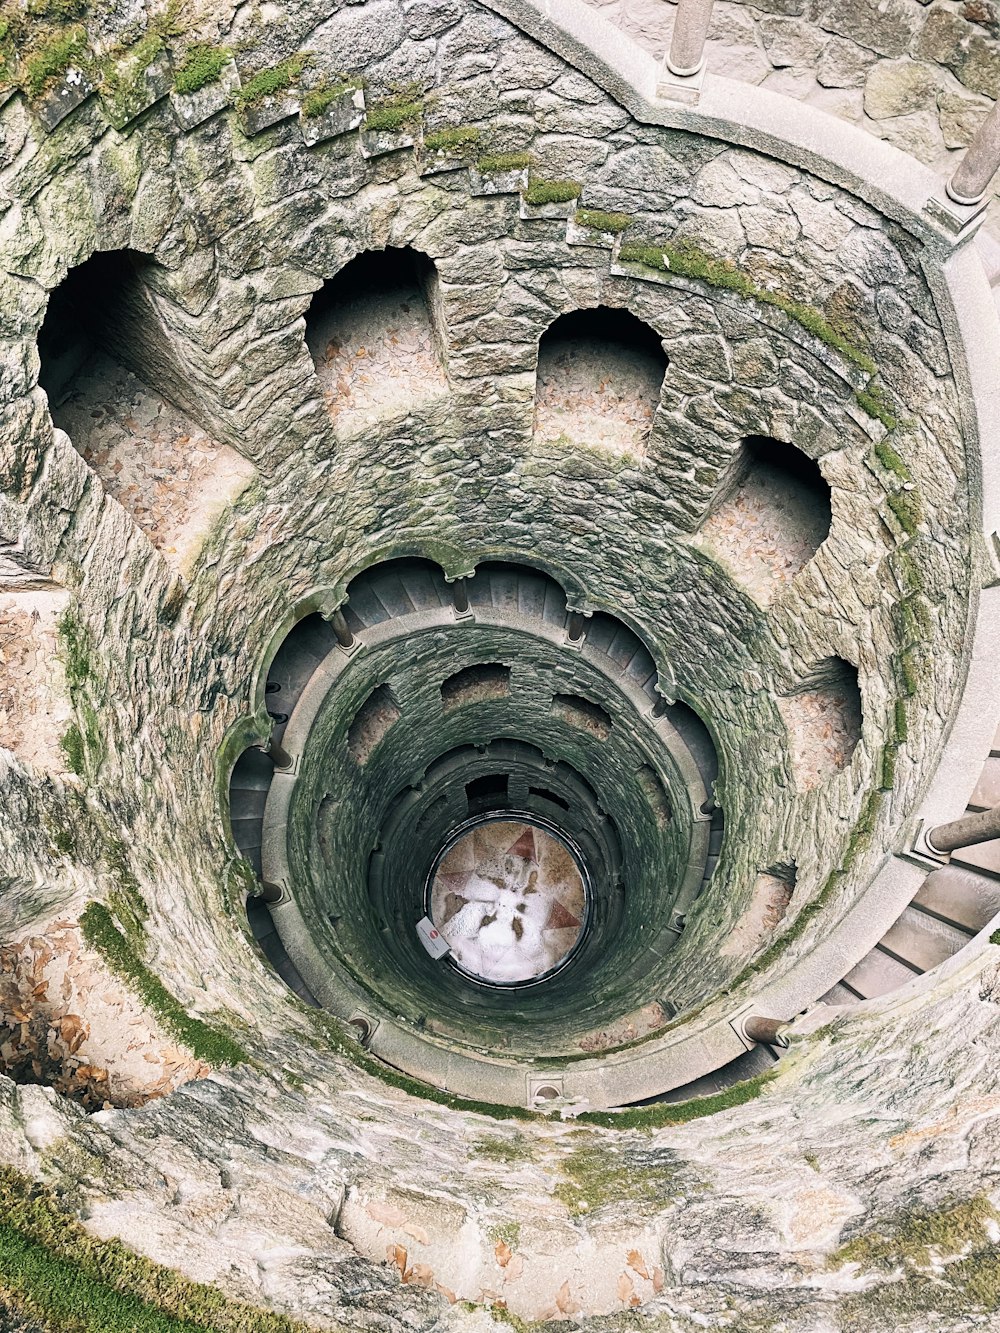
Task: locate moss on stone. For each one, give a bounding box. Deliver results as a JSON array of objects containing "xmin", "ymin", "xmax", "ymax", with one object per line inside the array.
[
  {"xmin": 20, "ymin": 22, "xmax": 87, "ymax": 96},
  {"xmin": 0, "ymin": 1165, "xmax": 320, "ymax": 1332},
  {"xmin": 423, "ymin": 124, "xmax": 482, "ymax": 154},
  {"xmin": 856, "ymin": 382, "xmax": 899, "ymax": 432},
  {"xmin": 487, "ymin": 1220, "xmax": 522, "ymax": 1249},
  {"xmin": 834, "ymin": 1195, "xmax": 999, "ymax": 1273},
  {"xmin": 574, "ymin": 207, "xmax": 632, "ymax": 233},
  {"xmin": 80, "ymin": 903, "xmax": 249, "ymax": 1067},
  {"xmin": 888, "ymin": 488, "xmax": 923, "ymax": 536},
  {"xmin": 300, "ymin": 76, "xmax": 361, "ymax": 117},
  {"xmin": 59, "ymin": 723, "xmax": 85, "ymax": 776},
  {"xmin": 894, "ymin": 698, "xmax": 908, "ymax": 743},
  {"xmin": 237, "ymin": 52, "xmax": 308, "ymax": 107},
  {"xmin": 172, "ymin": 42, "xmax": 230, "ymax": 95},
  {"xmin": 98, "ymin": 32, "xmax": 164, "ymax": 109},
  {"xmin": 554, "ymin": 1136, "xmax": 686, "ymax": 1215},
  {"xmin": 523, "ymin": 178, "xmax": 582, "ymax": 205},
  {"xmin": 476, "ymin": 150, "xmax": 532, "ymax": 172},
  {"xmin": 57, "ymin": 608, "xmax": 93, "ymax": 691},
  {"xmin": 365, "ymin": 93, "xmax": 422, "ymax": 132},
  {"xmin": 618, "ymin": 240, "xmax": 878, "ymax": 375},
  {"xmin": 474, "ymin": 1134, "xmax": 534, "ymax": 1163},
  {"xmin": 874, "ymin": 436, "xmax": 910, "ymax": 481},
  {"xmin": 880, "ymin": 744, "xmax": 898, "ymax": 791},
  {"xmin": 576, "ymin": 1070, "xmax": 776, "ymax": 1130}
]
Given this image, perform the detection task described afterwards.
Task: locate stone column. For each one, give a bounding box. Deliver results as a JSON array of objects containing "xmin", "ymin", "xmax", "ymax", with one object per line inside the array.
[
  {"xmin": 947, "ymin": 97, "xmax": 1000, "ymax": 205},
  {"xmin": 926, "ymin": 804, "xmax": 1000, "ymax": 854},
  {"xmin": 743, "ymin": 1015, "xmax": 790, "ymax": 1048},
  {"xmin": 450, "ymin": 577, "xmax": 470, "ymax": 614},
  {"xmin": 330, "ymin": 607, "xmax": 354, "ymax": 649},
  {"xmin": 667, "ymin": 0, "xmax": 715, "ymax": 77}
]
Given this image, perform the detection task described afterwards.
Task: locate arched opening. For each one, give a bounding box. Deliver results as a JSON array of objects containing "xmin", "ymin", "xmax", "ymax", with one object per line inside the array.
[
  {"xmin": 534, "ymin": 306, "xmax": 667, "ymax": 459},
  {"xmin": 37, "ymin": 249, "xmax": 253, "ymax": 561},
  {"xmin": 305, "ymin": 247, "xmax": 448, "ymax": 433},
  {"xmin": 552, "ymin": 692, "xmax": 612, "ymax": 740},
  {"xmin": 348, "ymin": 684, "xmax": 401, "ymax": 765},
  {"xmin": 699, "ymin": 435, "xmax": 833, "ymax": 605},
  {"xmin": 441, "ymin": 663, "xmax": 511, "ymax": 709},
  {"xmin": 779, "ymin": 657, "xmax": 863, "ymax": 789}
]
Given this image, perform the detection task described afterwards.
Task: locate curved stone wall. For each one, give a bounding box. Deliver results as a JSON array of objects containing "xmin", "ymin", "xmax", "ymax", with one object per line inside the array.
[{"xmin": 1, "ymin": 0, "xmax": 1000, "ymax": 1327}]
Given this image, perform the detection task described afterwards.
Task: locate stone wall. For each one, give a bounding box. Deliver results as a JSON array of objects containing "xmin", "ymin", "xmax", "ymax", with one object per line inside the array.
[{"xmin": 0, "ymin": 0, "xmax": 995, "ymax": 1325}]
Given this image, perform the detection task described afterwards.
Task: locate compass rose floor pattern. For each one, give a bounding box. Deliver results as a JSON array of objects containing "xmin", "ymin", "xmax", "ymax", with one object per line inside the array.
[{"xmin": 429, "ymin": 820, "xmax": 587, "ymax": 985}]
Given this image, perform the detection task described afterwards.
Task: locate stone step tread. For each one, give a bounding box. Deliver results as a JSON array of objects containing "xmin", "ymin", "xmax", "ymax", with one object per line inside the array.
[
  {"xmin": 914, "ymin": 864, "xmax": 1000, "ymax": 932},
  {"xmin": 879, "ymin": 904, "xmax": 970, "ymax": 973},
  {"xmin": 970, "ymin": 756, "xmax": 1000, "ymax": 808},
  {"xmin": 952, "ymin": 836, "xmax": 1000, "ymax": 879},
  {"xmin": 840, "ymin": 945, "xmax": 918, "ymax": 999}
]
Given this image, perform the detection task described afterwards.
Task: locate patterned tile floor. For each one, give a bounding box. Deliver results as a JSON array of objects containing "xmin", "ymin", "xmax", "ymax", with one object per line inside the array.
[{"xmin": 430, "ymin": 821, "xmax": 587, "ymax": 985}]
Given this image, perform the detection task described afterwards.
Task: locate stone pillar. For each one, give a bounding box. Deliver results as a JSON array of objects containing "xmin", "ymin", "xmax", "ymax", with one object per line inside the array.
[
  {"xmin": 259, "ymin": 881, "xmax": 284, "ymax": 904},
  {"xmin": 450, "ymin": 577, "xmax": 470, "ymax": 615},
  {"xmin": 666, "ymin": 0, "xmax": 715, "ymax": 77},
  {"xmin": 566, "ymin": 611, "xmax": 586, "ymax": 642},
  {"xmin": 947, "ymin": 98, "xmax": 1000, "ymax": 206},
  {"xmin": 926, "ymin": 804, "xmax": 1000, "ymax": 855},
  {"xmin": 743, "ymin": 1015, "xmax": 790, "ymax": 1048},
  {"xmin": 330, "ymin": 607, "xmax": 354, "ymax": 649}
]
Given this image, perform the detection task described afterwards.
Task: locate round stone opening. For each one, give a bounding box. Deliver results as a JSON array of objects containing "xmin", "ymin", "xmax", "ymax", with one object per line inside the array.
[{"xmin": 427, "ymin": 817, "xmax": 589, "ymax": 987}]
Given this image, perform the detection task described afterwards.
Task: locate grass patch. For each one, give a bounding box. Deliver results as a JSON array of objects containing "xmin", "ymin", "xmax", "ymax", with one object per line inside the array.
[
  {"xmin": 237, "ymin": 52, "xmax": 308, "ymax": 107},
  {"xmin": 574, "ymin": 207, "xmax": 632, "ymax": 233},
  {"xmin": 172, "ymin": 42, "xmax": 230, "ymax": 95},
  {"xmin": 300, "ymin": 76, "xmax": 361, "ymax": 118},
  {"xmin": 21, "ymin": 22, "xmax": 87, "ymax": 97},
  {"xmin": 423, "ymin": 124, "xmax": 481, "ymax": 154},
  {"xmin": 0, "ymin": 1166, "xmax": 320, "ymax": 1332},
  {"xmin": 576, "ymin": 1070, "xmax": 776, "ymax": 1130},
  {"xmin": 80, "ymin": 903, "xmax": 248, "ymax": 1067},
  {"xmin": 365, "ymin": 93, "xmax": 421, "ymax": 132},
  {"xmin": 523, "ymin": 178, "xmax": 582, "ymax": 206},
  {"xmin": 618, "ymin": 239, "xmax": 877, "ymax": 375},
  {"xmin": 476, "ymin": 150, "xmax": 532, "ymax": 172}
]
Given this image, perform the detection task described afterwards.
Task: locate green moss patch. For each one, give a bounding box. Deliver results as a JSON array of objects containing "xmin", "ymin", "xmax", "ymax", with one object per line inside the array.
[
  {"xmin": 575, "ymin": 207, "xmax": 632, "ymax": 233},
  {"xmin": 0, "ymin": 1166, "xmax": 320, "ymax": 1332},
  {"xmin": 887, "ymin": 488, "xmax": 923, "ymax": 536},
  {"xmin": 474, "ymin": 1134, "xmax": 534, "ymax": 1164},
  {"xmin": 237, "ymin": 52, "xmax": 308, "ymax": 107},
  {"xmin": 172, "ymin": 42, "xmax": 230, "ymax": 95},
  {"xmin": 59, "ymin": 723, "xmax": 85, "ymax": 776},
  {"xmin": 856, "ymin": 381, "xmax": 899, "ymax": 431},
  {"xmin": 21, "ymin": 22, "xmax": 87, "ymax": 97},
  {"xmin": 874, "ymin": 436, "xmax": 910, "ymax": 481},
  {"xmin": 423, "ymin": 124, "xmax": 482, "ymax": 154},
  {"xmin": 301, "ymin": 76, "xmax": 361, "ymax": 118},
  {"xmin": 554, "ymin": 1136, "xmax": 686, "ymax": 1215},
  {"xmin": 365, "ymin": 93, "xmax": 422, "ymax": 133},
  {"xmin": 619, "ymin": 239, "xmax": 877, "ymax": 375},
  {"xmin": 577, "ymin": 1070, "xmax": 776, "ymax": 1130},
  {"xmin": 80, "ymin": 903, "xmax": 248, "ymax": 1067},
  {"xmin": 476, "ymin": 150, "xmax": 532, "ymax": 172},
  {"xmin": 523, "ymin": 178, "xmax": 582, "ymax": 206}
]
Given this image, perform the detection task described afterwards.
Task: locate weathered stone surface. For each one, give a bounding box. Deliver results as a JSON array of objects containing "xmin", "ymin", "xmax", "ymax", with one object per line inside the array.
[{"xmin": 863, "ymin": 57, "xmax": 940, "ymax": 118}]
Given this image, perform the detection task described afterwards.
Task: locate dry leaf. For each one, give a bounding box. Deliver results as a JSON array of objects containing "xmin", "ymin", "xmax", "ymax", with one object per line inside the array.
[
  {"xmin": 617, "ymin": 1272, "xmax": 634, "ymax": 1304},
  {"xmin": 495, "ymin": 1241, "xmax": 512, "ymax": 1268},
  {"xmin": 627, "ymin": 1249, "xmax": 648, "ymax": 1279}
]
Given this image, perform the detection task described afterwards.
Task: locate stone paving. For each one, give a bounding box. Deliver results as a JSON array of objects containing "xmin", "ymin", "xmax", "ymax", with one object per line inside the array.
[
  {"xmin": 308, "ymin": 287, "xmax": 449, "ymax": 436},
  {"xmin": 53, "ymin": 355, "xmax": 254, "ymax": 570}
]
